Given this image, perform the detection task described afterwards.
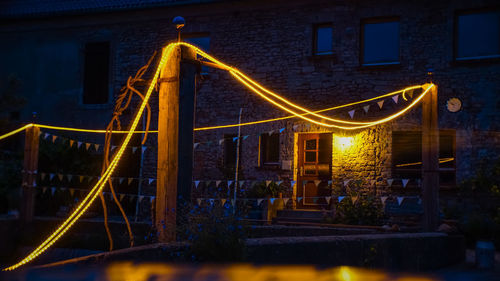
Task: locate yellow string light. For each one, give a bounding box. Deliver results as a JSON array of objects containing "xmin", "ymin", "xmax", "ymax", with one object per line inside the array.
[
  {"xmin": 395, "ymin": 157, "xmax": 454, "ymax": 167},
  {"xmin": 0, "ymin": 124, "xmax": 34, "ymax": 140}
]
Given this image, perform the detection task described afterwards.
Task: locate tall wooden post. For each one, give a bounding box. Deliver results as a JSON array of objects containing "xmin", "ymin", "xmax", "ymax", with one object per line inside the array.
[
  {"xmin": 422, "ymin": 83, "xmax": 439, "ymax": 231},
  {"xmin": 21, "ymin": 125, "xmax": 40, "ymax": 223},
  {"xmin": 156, "ymin": 45, "xmax": 196, "ymax": 242},
  {"xmin": 156, "ymin": 46, "xmax": 181, "ymax": 242}
]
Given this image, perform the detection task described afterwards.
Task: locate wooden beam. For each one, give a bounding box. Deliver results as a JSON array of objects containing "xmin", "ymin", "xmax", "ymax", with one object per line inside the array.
[
  {"xmin": 422, "ymin": 83, "xmax": 439, "ymax": 231},
  {"xmin": 156, "ymin": 46, "xmax": 181, "ymax": 242},
  {"xmin": 21, "ymin": 125, "xmax": 40, "ymax": 223}
]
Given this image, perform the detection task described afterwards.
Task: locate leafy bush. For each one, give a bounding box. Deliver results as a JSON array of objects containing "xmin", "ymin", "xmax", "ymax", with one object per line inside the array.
[
  {"xmin": 332, "ymin": 194, "xmax": 384, "ymax": 225},
  {"xmin": 245, "ymin": 181, "xmax": 285, "ymax": 198}
]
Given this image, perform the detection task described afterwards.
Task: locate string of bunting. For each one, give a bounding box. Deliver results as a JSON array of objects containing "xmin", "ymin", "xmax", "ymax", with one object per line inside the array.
[
  {"xmin": 36, "ymin": 185, "xmax": 155, "ymax": 203},
  {"xmin": 36, "ymin": 171, "xmax": 156, "ymax": 186}
]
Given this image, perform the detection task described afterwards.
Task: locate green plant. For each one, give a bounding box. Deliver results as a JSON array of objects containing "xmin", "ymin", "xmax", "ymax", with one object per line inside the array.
[
  {"xmin": 333, "ymin": 194, "xmax": 384, "ymax": 225},
  {"xmin": 245, "ymin": 181, "xmax": 285, "ymax": 198}
]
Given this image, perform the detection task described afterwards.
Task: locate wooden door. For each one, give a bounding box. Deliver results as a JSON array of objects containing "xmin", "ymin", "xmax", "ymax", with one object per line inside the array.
[{"xmin": 297, "ymin": 133, "xmax": 332, "ymax": 209}]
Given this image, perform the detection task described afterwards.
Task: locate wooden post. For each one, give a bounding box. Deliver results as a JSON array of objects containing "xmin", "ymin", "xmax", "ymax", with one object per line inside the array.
[
  {"xmin": 156, "ymin": 45, "xmax": 197, "ymax": 242},
  {"xmin": 21, "ymin": 125, "xmax": 39, "ymax": 223},
  {"xmin": 422, "ymin": 83, "xmax": 439, "ymax": 231},
  {"xmin": 156, "ymin": 46, "xmax": 181, "ymax": 242}
]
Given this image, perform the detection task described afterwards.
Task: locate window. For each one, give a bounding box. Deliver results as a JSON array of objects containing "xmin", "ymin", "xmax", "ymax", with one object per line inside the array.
[
  {"xmin": 224, "ymin": 134, "xmax": 241, "ymax": 168},
  {"xmin": 361, "ymin": 19, "xmax": 400, "ymax": 65},
  {"xmin": 83, "ymin": 42, "xmax": 110, "ymax": 104},
  {"xmin": 314, "ymin": 24, "xmax": 333, "ymax": 55},
  {"xmin": 392, "ymin": 131, "xmax": 456, "ymax": 186},
  {"xmin": 455, "ymin": 10, "xmax": 500, "ymax": 60},
  {"xmin": 259, "ymin": 133, "xmax": 280, "ymax": 166},
  {"xmin": 184, "ymin": 34, "xmax": 210, "ymax": 74}
]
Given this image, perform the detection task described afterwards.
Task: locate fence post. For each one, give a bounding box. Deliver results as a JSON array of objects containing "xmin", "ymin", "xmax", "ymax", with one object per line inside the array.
[{"xmin": 20, "ymin": 125, "xmax": 39, "ymax": 223}]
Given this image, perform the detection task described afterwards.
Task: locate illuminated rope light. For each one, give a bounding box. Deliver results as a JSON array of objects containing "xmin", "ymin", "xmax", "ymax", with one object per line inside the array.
[
  {"xmin": 395, "ymin": 157, "xmax": 455, "ymax": 168},
  {"xmin": 3, "ymin": 44, "xmax": 173, "ymax": 271},
  {"xmin": 0, "ymin": 124, "xmax": 34, "ymax": 140}
]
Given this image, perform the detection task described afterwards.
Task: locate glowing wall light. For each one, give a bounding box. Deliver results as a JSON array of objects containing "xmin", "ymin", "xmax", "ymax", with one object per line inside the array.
[{"xmin": 335, "ymin": 136, "xmax": 354, "ymax": 151}]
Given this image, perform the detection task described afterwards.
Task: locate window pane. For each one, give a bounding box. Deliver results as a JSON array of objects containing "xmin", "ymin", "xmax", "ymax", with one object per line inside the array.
[
  {"xmin": 315, "ymin": 26, "xmax": 333, "ymax": 55},
  {"xmin": 305, "ymin": 139, "xmax": 316, "ymax": 150},
  {"xmin": 260, "ymin": 133, "xmax": 279, "ymax": 164},
  {"xmin": 83, "ymin": 42, "xmax": 109, "ymax": 104},
  {"xmin": 363, "ymin": 21, "xmax": 399, "ymax": 65},
  {"xmin": 305, "ymin": 151, "xmax": 316, "ymax": 162},
  {"xmin": 457, "ymin": 12, "xmax": 500, "ymax": 59}
]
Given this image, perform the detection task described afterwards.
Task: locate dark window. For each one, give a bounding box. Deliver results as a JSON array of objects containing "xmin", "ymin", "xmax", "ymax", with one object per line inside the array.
[
  {"xmin": 260, "ymin": 133, "xmax": 280, "ymax": 165},
  {"xmin": 392, "ymin": 131, "xmax": 456, "ymax": 186},
  {"xmin": 314, "ymin": 24, "xmax": 333, "ymax": 55},
  {"xmin": 456, "ymin": 10, "xmax": 500, "ymax": 60},
  {"xmin": 184, "ymin": 34, "xmax": 210, "ymax": 74},
  {"xmin": 224, "ymin": 134, "xmax": 241, "ymax": 168},
  {"xmin": 361, "ymin": 19, "xmax": 400, "ymax": 65},
  {"xmin": 83, "ymin": 42, "xmax": 110, "ymax": 104}
]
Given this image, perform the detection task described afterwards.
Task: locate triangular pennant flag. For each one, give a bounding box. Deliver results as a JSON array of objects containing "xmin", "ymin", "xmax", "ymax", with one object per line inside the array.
[
  {"xmin": 232, "ymin": 137, "xmax": 238, "ymax": 142},
  {"xmin": 94, "ymin": 144, "xmax": 100, "ymax": 151},
  {"xmin": 138, "ymin": 195, "xmax": 144, "ymax": 203},
  {"xmin": 276, "ymin": 181, "xmax": 283, "ymax": 186},
  {"xmin": 325, "ymin": 196, "xmax": 332, "ymax": 204},
  {"xmin": 221, "ymin": 198, "xmax": 227, "ymax": 205},
  {"xmin": 77, "ymin": 141, "xmax": 83, "ymax": 148},
  {"xmin": 67, "ymin": 174, "xmax": 73, "ymax": 182},
  {"xmin": 193, "ymin": 143, "xmax": 200, "ymax": 149},
  {"xmin": 148, "ymin": 178, "xmax": 155, "ymax": 185},
  {"xmin": 78, "ymin": 175, "xmax": 84, "ymax": 183},
  {"xmin": 49, "ymin": 173, "xmax": 55, "ymax": 181},
  {"xmin": 69, "ymin": 188, "xmax": 75, "ymax": 196},
  {"xmin": 351, "ymin": 196, "xmax": 358, "ymax": 204},
  {"xmin": 111, "ymin": 145, "xmax": 117, "ymax": 151},
  {"xmin": 43, "ymin": 133, "xmax": 50, "ymax": 140},
  {"xmin": 215, "ymin": 180, "xmax": 221, "ymax": 187},
  {"xmin": 314, "ymin": 180, "xmax": 321, "ymax": 187},
  {"xmin": 52, "ymin": 135, "xmax": 58, "ymax": 143},
  {"xmin": 40, "ymin": 173, "xmax": 46, "ymax": 181},
  {"xmin": 267, "ymin": 130, "xmax": 274, "ymax": 136},
  {"xmin": 343, "ymin": 179, "xmax": 350, "ymax": 186},
  {"xmin": 283, "ymin": 198, "xmax": 290, "ymax": 205},
  {"xmin": 279, "ymin": 128, "xmax": 285, "ymax": 133},
  {"xmin": 119, "ymin": 194, "xmax": 125, "ymax": 201},
  {"xmin": 88, "ymin": 176, "xmax": 94, "ymax": 183},
  {"xmin": 127, "ymin": 178, "xmax": 134, "ymax": 185},
  {"xmin": 243, "ymin": 135, "xmax": 249, "ymax": 140},
  {"xmin": 239, "ymin": 180, "xmax": 245, "ymax": 187},
  {"xmin": 402, "ymin": 179, "xmax": 409, "ymax": 188},
  {"xmin": 69, "ymin": 139, "xmax": 75, "ymax": 147},
  {"xmin": 42, "ymin": 187, "xmax": 47, "ymax": 194},
  {"xmin": 297, "ymin": 197, "xmax": 303, "ymax": 203},
  {"xmin": 392, "ymin": 95, "xmax": 399, "ymax": 104},
  {"xmin": 380, "ymin": 196, "xmax": 388, "ymax": 205},
  {"xmin": 348, "ymin": 110, "xmax": 355, "ymax": 119},
  {"xmin": 196, "ymin": 198, "xmax": 202, "ymax": 206},
  {"xmin": 219, "ymin": 139, "xmax": 224, "ymax": 145},
  {"xmin": 377, "ymin": 100, "xmax": 385, "ymax": 109},
  {"xmin": 370, "ymin": 180, "xmax": 376, "ymax": 187},
  {"xmin": 132, "ymin": 146, "xmax": 138, "ymax": 154},
  {"xmin": 305, "ymin": 123, "xmax": 311, "ymax": 130},
  {"xmin": 85, "ymin": 143, "xmax": 91, "ymax": 151},
  {"xmin": 57, "ymin": 174, "xmax": 63, "ymax": 181},
  {"xmin": 142, "ymin": 147, "xmax": 147, "ymax": 153},
  {"xmin": 269, "ymin": 198, "xmax": 276, "ymax": 205},
  {"xmin": 257, "ymin": 199, "xmax": 264, "ymax": 205},
  {"xmin": 363, "ymin": 105, "xmax": 370, "ymax": 113},
  {"xmin": 387, "ymin": 179, "xmax": 394, "ymax": 187},
  {"xmin": 150, "ymin": 196, "xmax": 155, "ymax": 203},
  {"xmin": 292, "ymin": 125, "xmax": 299, "ymax": 131},
  {"xmin": 397, "ymin": 197, "xmax": 404, "ymax": 206},
  {"xmin": 194, "ymin": 181, "xmax": 200, "ymax": 188},
  {"xmin": 328, "ymin": 180, "xmax": 332, "ymax": 186},
  {"xmin": 51, "ymin": 187, "xmax": 56, "ymax": 195},
  {"xmin": 408, "ymin": 89, "xmax": 414, "ymax": 98},
  {"xmin": 291, "ymin": 180, "xmax": 296, "ymax": 187},
  {"xmin": 119, "ymin": 177, "xmax": 125, "ymax": 184},
  {"xmin": 228, "ymin": 180, "xmax": 233, "ymax": 187},
  {"xmin": 417, "ymin": 198, "xmax": 422, "ymax": 205},
  {"xmin": 209, "ymin": 199, "xmax": 214, "ymax": 206},
  {"xmin": 338, "ymin": 196, "xmax": 345, "ymax": 203},
  {"xmin": 265, "ymin": 180, "xmax": 272, "ymax": 187}
]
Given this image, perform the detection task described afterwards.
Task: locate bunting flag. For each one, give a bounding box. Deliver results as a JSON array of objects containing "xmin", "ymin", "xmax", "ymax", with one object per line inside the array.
[
  {"xmin": 111, "ymin": 145, "xmax": 117, "ymax": 151},
  {"xmin": 79, "ymin": 175, "xmax": 84, "ymax": 183},
  {"xmin": 194, "ymin": 181, "xmax": 200, "ymax": 189},
  {"xmin": 228, "ymin": 180, "xmax": 233, "ymax": 187},
  {"xmin": 387, "ymin": 179, "xmax": 394, "ymax": 187},
  {"xmin": 119, "ymin": 177, "xmax": 125, "ymax": 184},
  {"xmin": 257, "ymin": 198, "xmax": 264, "ymax": 205},
  {"xmin": 283, "ymin": 198, "xmax": 290, "ymax": 205},
  {"xmin": 402, "ymin": 179, "xmax": 410, "ymax": 188},
  {"xmin": 363, "ymin": 105, "xmax": 370, "ymax": 113},
  {"xmin": 380, "ymin": 196, "xmax": 388, "ymax": 205},
  {"xmin": 40, "ymin": 173, "xmax": 46, "ymax": 181},
  {"xmin": 141, "ymin": 146, "xmax": 147, "ymax": 153},
  {"xmin": 77, "ymin": 141, "xmax": 83, "ymax": 149},
  {"xmin": 314, "ymin": 180, "xmax": 321, "ymax": 187},
  {"xmin": 279, "ymin": 128, "xmax": 285, "ymax": 133},
  {"xmin": 269, "ymin": 198, "xmax": 276, "ymax": 205},
  {"xmin": 343, "ymin": 179, "xmax": 350, "ymax": 186},
  {"xmin": 392, "ymin": 95, "xmax": 399, "ymax": 104},
  {"xmin": 196, "ymin": 198, "xmax": 202, "ymax": 206},
  {"xmin": 276, "ymin": 181, "xmax": 283, "ymax": 186},
  {"xmin": 67, "ymin": 175, "xmax": 73, "ymax": 182},
  {"xmin": 193, "ymin": 143, "xmax": 200, "ymax": 149},
  {"xmin": 85, "ymin": 143, "xmax": 91, "ymax": 151},
  {"xmin": 370, "ymin": 179, "xmax": 376, "ymax": 187},
  {"xmin": 150, "ymin": 196, "xmax": 155, "ymax": 203},
  {"xmin": 132, "ymin": 146, "xmax": 138, "ymax": 154},
  {"xmin": 408, "ymin": 89, "xmax": 414, "ymax": 98},
  {"xmin": 293, "ymin": 125, "xmax": 299, "ymax": 131},
  {"xmin": 377, "ymin": 100, "xmax": 384, "ymax": 109},
  {"xmin": 291, "ymin": 180, "xmax": 296, "ymax": 188},
  {"xmin": 351, "ymin": 196, "xmax": 358, "ymax": 204},
  {"xmin": 218, "ymin": 139, "xmax": 224, "ymax": 145},
  {"xmin": 305, "ymin": 124, "xmax": 311, "ymax": 130},
  {"xmin": 52, "ymin": 135, "xmax": 58, "ymax": 143},
  {"xmin": 148, "ymin": 178, "xmax": 155, "ymax": 185},
  {"xmin": 348, "ymin": 110, "xmax": 355, "ymax": 119},
  {"xmin": 397, "ymin": 197, "xmax": 404, "ymax": 206},
  {"xmin": 94, "ymin": 144, "xmax": 100, "ymax": 151},
  {"xmin": 338, "ymin": 196, "xmax": 345, "ymax": 203},
  {"xmin": 267, "ymin": 130, "xmax": 274, "ymax": 136},
  {"xmin": 243, "ymin": 135, "xmax": 249, "ymax": 140},
  {"xmin": 221, "ymin": 198, "xmax": 227, "ymax": 206},
  {"xmin": 128, "ymin": 178, "xmax": 134, "ymax": 185},
  {"xmin": 49, "ymin": 174, "xmax": 55, "ymax": 181},
  {"xmin": 119, "ymin": 194, "xmax": 125, "ymax": 201},
  {"xmin": 215, "ymin": 180, "xmax": 221, "ymax": 187},
  {"xmin": 51, "ymin": 187, "xmax": 56, "ymax": 195},
  {"xmin": 232, "ymin": 137, "xmax": 238, "ymax": 142},
  {"xmin": 69, "ymin": 140, "xmax": 75, "ymax": 147},
  {"xmin": 57, "ymin": 174, "xmax": 63, "ymax": 181},
  {"xmin": 239, "ymin": 180, "xmax": 245, "ymax": 187},
  {"xmin": 43, "ymin": 133, "xmax": 50, "ymax": 140},
  {"xmin": 328, "ymin": 180, "xmax": 332, "ymax": 186},
  {"xmin": 297, "ymin": 197, "xmax": 303, "ymax": 203},
  {"xmin": 265, "ymin": 180, "xmax": 272, "ymax": 187},
  {"xmin": 417, "ymin": 198, "xmax": 422, "ymax": 205},
  {"xmin": 325, "ymin": 196, "xmax": 332, "ymax": 204}
]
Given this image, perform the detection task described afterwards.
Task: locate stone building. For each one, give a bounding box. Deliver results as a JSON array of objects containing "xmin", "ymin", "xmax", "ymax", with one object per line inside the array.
[{"xmin": 1, "ymin": 0, "xmax": 499, "ymax": 210}]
